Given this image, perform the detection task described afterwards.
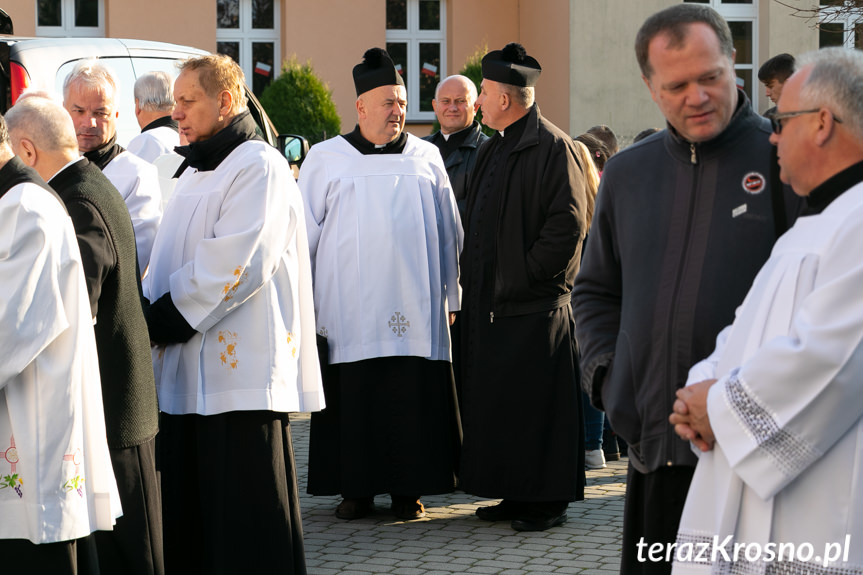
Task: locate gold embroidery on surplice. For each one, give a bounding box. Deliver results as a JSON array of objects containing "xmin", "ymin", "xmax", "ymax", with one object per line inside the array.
[
  {"xmin": 286, "ymin": 332, "xmax": 298, "ymax": 358},
  {"xmin": 218, "ymin": 330, "xmax": 240, "ymax": 369},
  {"xmin": 222, "ymin": 267, "xmax": 249, "ymax": 302},
  {"xmin": 388, "ymin": 312, "xmax": 410, "ymax": 337}
]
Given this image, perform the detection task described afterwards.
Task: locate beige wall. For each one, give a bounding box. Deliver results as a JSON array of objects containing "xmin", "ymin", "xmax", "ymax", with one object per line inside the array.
[
  {"xmin": 570, "ymin": 0, "xmax": 670, "ymax": 143},
  {"xmin": 105, "ymin": 0, "xmax": 214, "ymax": 51},
  {"xmin": 2, "ymin": 1, "xmax": 35, "ymax": 35},
  {"xmin": 756, "ymin": 0, "xmax": 819, "ymax": 114},
  {"xmin": 283, "ymin": 0, "xmax": 382, "ymax": 135},
  {"xmin": 520, "ymin": 0, "xmax": 570, "ymax": 132}
]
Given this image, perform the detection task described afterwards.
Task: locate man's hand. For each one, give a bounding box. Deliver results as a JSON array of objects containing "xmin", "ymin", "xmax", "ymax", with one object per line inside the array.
[
  {"xmin": 669, "ymin": 379, "xmax": 718, "ymax": 452},
  {"xmin": 450, "ymin": 312, "xmax": 456, "ymax": 325}
]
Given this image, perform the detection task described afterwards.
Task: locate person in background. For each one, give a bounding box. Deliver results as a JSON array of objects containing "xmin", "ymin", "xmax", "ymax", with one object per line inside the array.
[
  {"xmin": 127, "ymin": 70, "xmax": 181, "ymax": 162},
  {"xmin": 758, "ymin": 52, "xmax": 795, "ymax": 118}
]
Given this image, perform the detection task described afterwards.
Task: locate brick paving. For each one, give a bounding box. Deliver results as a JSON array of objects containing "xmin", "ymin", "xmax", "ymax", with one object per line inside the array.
[{"xmin": 291, "ymin": 413, "xmax": 627, "ymax": 575}]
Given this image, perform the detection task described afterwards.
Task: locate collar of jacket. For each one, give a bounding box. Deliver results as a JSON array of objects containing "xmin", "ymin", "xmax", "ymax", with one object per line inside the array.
[
  {"xmin": 663, "ymin": 88, "xmax": 768, "ymax": 164},
  {"xmin": 460, "ymin": 120, "xmax": 487, "ymax": 149},
  {"xmin": 174, "ymin": 110, "xmax": 262, "ymax": 172},
  {"xmin": 510, "ymin": 104, "xmax": 542, "ymax": 153}
]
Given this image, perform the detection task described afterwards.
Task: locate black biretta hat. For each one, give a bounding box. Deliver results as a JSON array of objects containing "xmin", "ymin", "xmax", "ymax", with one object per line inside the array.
[
  {"xmin": 353, "ymin": 48, "xmax": 405, "ymax": 96},
  {"xmin": 481, "ymin": 43, "xmax": 542, "ymax": 87}
]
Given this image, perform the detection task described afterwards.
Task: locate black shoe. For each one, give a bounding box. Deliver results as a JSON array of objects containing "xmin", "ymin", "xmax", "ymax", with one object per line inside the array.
[
  {"xmin": 335, "ymin": 497, "xmax": 374, "ymax": 520},
  {"xmin": 475, "ymin": 500, "xmax": 520, "ymax": 522},
  {"xmin": 511, "ymin": 512, "xmax": 567, "ymax": 532},
  {"xmin": 391, "ymin": 496, "xmax": 426, "ymax": 520}
]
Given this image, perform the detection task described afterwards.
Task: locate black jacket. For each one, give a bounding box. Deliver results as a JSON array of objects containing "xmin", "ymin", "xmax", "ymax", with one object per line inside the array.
[
  {"xmin": 572, "ymin": 91, "xmax": 800, "ymax": 473},
  {"xmin": 51, "ymin": 159, "xmax": 159, "ymax": 449},
  {"xmin": 461, "ymin": 105, "xmax": 588, "ymax": 317},
  {"xmin": 424, "ymin": 120, "xmax": 489, "ymax": 221}
]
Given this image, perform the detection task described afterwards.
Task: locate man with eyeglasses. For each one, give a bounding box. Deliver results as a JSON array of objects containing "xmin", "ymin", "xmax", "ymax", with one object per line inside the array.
[
  {"xmin": 670, "ymin": 46, "xmax": 863, "ymax": 575},
  {"xmin": 573, "ymin": 5, "xmax": 801, "ymax": 574}
]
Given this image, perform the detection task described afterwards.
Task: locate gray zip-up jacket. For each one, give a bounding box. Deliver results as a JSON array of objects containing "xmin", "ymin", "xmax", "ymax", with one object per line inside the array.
[{"xmin": 573, "ymin": 92, "xmax": 800, "ymax": 473}]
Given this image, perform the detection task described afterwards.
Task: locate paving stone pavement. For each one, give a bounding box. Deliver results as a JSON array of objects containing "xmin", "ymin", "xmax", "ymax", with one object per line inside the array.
[{"xmin": 291, "ymin": 413, "xmax": 627, "ymax": 575}]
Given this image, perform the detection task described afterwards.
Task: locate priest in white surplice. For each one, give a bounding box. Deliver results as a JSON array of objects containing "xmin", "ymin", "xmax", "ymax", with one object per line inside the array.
[
  {"xmin": 299, "ymin": 48, "xmax": 463, "ymax": 522},
  {"xmin": 669, "ymin": 48, "xmax": 863, "ymax": 575},
  {"xmin": 0, "ymin": 113, "xmax": 121, "ymax": 573},
  {"xmin": 63, "ymin": 60, "xmax": 162, "ymax": 274}
]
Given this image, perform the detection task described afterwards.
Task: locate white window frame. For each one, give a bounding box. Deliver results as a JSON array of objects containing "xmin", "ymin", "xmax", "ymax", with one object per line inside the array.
[
  {"xmin": 685, "ymin": 0, "xmax": 758, "ymax": 103},
  {"xmin": 819, "ymin": 2, "xmax": 863, "ymax": 47},
  {"xmin": 216, "ymin": 0, "xmax": 281, "ymax": 90},
  {"xmin": 36, "ymin": 0, "xmax": 104, "ymax": 37},
  {"xmin": 386, "ymin": 0, "xmax": 447, "ymax": 121}
]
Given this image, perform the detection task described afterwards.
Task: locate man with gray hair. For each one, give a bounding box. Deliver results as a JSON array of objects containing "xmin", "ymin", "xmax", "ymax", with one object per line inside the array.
[
  {"xmin": 6, "ymin": 94, "xmax": 163, "ymax": 575},
  {"xmin": 573, "ymin": 5, "xmax": 801, "ymax": 573},
  {"xmin": 63, "ymin": 59, "xmax": 162, "ymax": 273},
  {"xmin": 127, "ymin": 70, "xmax": 181, "ymax": 162},
  {"xmin": 670, "ymin": 47, "xmax": 863, "ymax": 574},
  {"xmin": 458, "ymin": 42, "xmax": 588, "ymax": 532}
]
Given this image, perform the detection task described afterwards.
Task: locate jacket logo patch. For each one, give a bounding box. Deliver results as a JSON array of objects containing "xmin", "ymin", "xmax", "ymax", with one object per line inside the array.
[{"xmin": 742, "ymin": 172, "xmax": 766, "ymax": 194}]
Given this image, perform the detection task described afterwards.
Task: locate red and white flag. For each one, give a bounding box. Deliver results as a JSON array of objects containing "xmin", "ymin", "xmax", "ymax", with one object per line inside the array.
[
  {"xmin": 255, "ymin": 62, "xmax": 272, "ymax": 77},
  {"xmin": 395, "ymin": 63, "xmax": 404, "ymax": 75},
  {"xmin": 421, "ymin": 62, "xmax": 437, "ymax": 77}
]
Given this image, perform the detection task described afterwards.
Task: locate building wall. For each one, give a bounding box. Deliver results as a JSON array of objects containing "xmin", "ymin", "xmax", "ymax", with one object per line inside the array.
[
  {"xmin": 105, "ymin": 0, "xmax": 214, "ymax": 51},
  {"xmin": 283, "ymin": 0, "xmax": 382, "ymax": 135},
  {"xmin": 570, "ymin": 0, "xmax": 670, "ymax": 143},
  {"xmin": 756, "ymin": 0, "xmax": 819, "ymax": 114},
  {"xmin": 2, "ymin": 2, "xmax": 34, "ymax": 34},
  {"xmin": 520, "ymin": 0, "xmax": 570, "ymax": 132}
]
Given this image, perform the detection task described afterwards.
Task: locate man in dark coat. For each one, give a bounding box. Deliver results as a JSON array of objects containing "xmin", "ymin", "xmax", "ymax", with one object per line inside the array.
[
  {"xmin": 424, "ymin": 74, "xmax": 489, "ymax": 223},
  {"xmin": 572, "ymin": 6, "xmax": 800, "ymax": 574},
  {"xmin": 6, "ymin": 95, "xmax": 162, "ymax": 574},
  {"xmin": 459, "ymin": 43, "xmax": 588, "ymax": 532}
]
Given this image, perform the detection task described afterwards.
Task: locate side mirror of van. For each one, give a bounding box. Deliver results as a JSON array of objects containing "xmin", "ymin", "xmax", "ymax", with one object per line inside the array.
[{"xmin": 279, "ymin": 134, "xmax": 309, "ymax": 166}]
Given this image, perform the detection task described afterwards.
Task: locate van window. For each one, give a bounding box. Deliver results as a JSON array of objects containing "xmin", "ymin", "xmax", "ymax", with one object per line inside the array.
[{"xmin": 56, "ymin": 57, "xmax": 140, "ymax": 147}]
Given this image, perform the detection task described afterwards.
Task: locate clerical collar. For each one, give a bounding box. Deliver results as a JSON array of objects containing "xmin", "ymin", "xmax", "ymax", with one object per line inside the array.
[
  {"xmin": 803, "ymin": 158, "xmax": 863, "ymax": 216},
  {"xmin": 342, "ymin": 125, "xmax": 407, "ymax": 155},
  {"xmin": 498, "ymin": 109, "xmax": 530, "ymax": 141},
  {"xmin": 441, "ymin": 123, "xmax": 473, "ymax": 147},
  {"xmin": 142, "ymin": 115, "xmax": 179, "ymax": 133},
  {"xmin": 83, "ymin": 135, "xmax": 124, "ymax": 170},
  {"xmin": 174, "ymin": 110, "xmax": 262, "ymax": 172}
]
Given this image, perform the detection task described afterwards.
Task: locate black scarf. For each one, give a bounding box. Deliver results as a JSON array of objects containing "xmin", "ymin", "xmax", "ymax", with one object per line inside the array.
[
  {"xmin": 174, "ymin": 110, "xmax": 262, "ymax": 173},
  {"xmin": 83, "ymin": 135, "xmax": 125, "ymax": 170},
  {"xmin": 342, "ymin": 124, "xmax": 407, "ymax": 155},
  {"xmin": 141, "ymin": 115, "xmax": 179, "ymax": 134}
]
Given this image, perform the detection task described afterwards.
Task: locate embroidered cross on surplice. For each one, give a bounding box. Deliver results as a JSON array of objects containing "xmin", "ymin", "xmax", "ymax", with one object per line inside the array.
[{"xmin": 388, "ymin": 312, "xmax": 410, "ymax": 337}]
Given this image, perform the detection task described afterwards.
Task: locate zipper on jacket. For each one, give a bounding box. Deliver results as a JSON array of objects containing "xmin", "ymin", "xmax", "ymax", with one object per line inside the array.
[{"xmin": 690, "ymin": 143, "xmax": 697, "ymax": 164}]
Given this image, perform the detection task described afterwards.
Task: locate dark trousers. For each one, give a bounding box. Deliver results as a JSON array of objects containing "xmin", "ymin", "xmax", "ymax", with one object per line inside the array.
[
  {"xmin": 621, "ymin": 463, "xmax": 695, "ymax": 575},
  {"xmin": 159, "ymin": 411, "xmax": 307, "ymax": 575},
  {"xmin": 0, "ymin": 537, "xmax": 96, "ymax": 575},
  {"xmin": 93, "ymin": 437, "xmax": 164, "ymax": 575}
]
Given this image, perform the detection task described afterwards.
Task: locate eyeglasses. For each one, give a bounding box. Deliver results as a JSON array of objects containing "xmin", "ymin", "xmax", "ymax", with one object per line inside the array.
[{"xmin": 771, "ymin": 108, "xmax": 843, "ymax": 134}]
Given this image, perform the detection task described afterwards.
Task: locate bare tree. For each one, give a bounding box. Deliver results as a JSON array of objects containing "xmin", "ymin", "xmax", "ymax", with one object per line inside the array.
[{"xmin": 773, "ymin": 0, "xmax": 863, "ymax": 44}]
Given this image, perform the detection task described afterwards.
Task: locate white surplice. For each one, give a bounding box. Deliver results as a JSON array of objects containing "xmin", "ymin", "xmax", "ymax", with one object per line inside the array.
[
  {"xmin": 144, "ymin": 140, "xmax": 324, "ymax": 416},
  {"xmin": 127, "ymin": 125, "xmax": 180, "ymax": 163},
  {"xmin": 0, "ymin": 180, "xmax": 121, "ymax": 543},
  {"xmin": 102, "ymin": 151, "xmax": 162, "ymax": 273},
  {"xmin": 673, "ymin": 181, "xmax": 863, "ymax": 575},
  {"xmin": 298, "ymin": 134, "xmax": 463, "ymax": 365}
]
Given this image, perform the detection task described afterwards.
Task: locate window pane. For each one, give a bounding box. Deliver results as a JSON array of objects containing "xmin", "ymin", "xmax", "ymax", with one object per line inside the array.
[
  {"xmin": 252, "ymin": 42, "xmax": 275, "ymax": 98},
  {"xmin": 386, "ymin": 42, "xmax": 408, "ymax": 86},
  {"xmin": 75, "ymin": 0, "xmax": 99, "ymax": 27},
  {"xmin": 217, "ymin": 41, "xmax": 241, "ymax": 65},
  {"xmin": 38, "ymin": 0, "xmax": 62, "ymax": 26},
  {"xmin": 856, "ymin": 22, "xmax": 863, "ymax": 49},
  {"xmin": 218, "ymin": 0, "xmax": 240, "ymax": 29},
  {"xmin": 387, "ymin": 0, "xmax": 407, "ymax": 30},
  {"xmin": 419, "ymin": 0, "xmax": 440, "ymax": 30},
  {"xmin": 419, "ymin": 42, "xmax": 440, "ymax": 112},
  {"xmin": 252, "ymin": 0, "xmax": 274, "ymax": 29},
  {"xmin": 720, "ymin": 0, "xmax": 753, "ymax": 4},
  {"xmin": 819, "ymin": 22, "xmax": 845, "ymax": 47},
  {"xmin": 728, "ymin": 21, "xmax": 752, "ymax": 64}
]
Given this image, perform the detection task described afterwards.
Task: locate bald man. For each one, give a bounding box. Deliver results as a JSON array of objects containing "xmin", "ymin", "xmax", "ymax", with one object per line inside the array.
[
  {"xmin": 425, "ymin": 74, "xmax": 489, "ymax": 220},
  {"xmin": 6, "ymin": 95, "xmax": 163, "ymax": 575}
]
